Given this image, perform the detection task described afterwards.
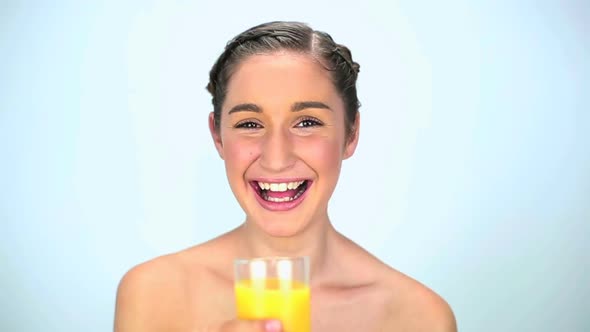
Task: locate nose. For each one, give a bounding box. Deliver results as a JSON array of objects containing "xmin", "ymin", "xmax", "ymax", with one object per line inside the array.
[{"xmin": 258, "ymin": 127, "xmax": 296, "ymax": 173}]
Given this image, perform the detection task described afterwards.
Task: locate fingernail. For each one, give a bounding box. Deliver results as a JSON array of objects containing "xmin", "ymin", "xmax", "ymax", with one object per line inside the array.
[{"xmin": 264, "ymin": 319, "xmax": 282, "ymax": 332}]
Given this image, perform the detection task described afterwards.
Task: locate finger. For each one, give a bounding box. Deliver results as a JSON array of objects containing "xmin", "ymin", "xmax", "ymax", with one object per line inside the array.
[
  {"xmin": 263, "ymin": 320, "xmax": 282, "ymax": 332},
  {"xmin": 219, "ymin": 319, "xmax": 282, "ymax": 332}
]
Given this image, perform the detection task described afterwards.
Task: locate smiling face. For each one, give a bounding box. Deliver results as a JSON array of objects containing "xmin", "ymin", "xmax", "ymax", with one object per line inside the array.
[{"xmin": 209, "ymin": 52, "xmax": 359, "ymax": 237}]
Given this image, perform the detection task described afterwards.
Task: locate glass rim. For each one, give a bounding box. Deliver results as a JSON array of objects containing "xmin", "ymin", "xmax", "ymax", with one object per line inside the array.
[{"xmin": 233, "ymin": 256, "xmax": 309, "ymax": 266}]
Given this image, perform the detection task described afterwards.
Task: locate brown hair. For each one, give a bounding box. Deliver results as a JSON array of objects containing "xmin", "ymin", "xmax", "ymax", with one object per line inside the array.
[{"xmin": 206, "ymin": 21, "xmax": 361, "ymax": 138}]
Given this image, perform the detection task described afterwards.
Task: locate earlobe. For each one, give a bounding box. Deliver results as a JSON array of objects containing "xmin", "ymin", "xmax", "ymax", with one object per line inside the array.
[
  {"xmin": 343, "ymin": 112, "xmax": 360, "ymax": 160},
  {"xmin": 208, "ymin": 112, "xmax": 224, "ymax": 159}
]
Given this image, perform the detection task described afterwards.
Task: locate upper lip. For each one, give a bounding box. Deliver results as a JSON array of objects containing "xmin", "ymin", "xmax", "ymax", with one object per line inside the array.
[{"xmin": 250, "ymin": 178, "xmax": 310, "ymax": 183}]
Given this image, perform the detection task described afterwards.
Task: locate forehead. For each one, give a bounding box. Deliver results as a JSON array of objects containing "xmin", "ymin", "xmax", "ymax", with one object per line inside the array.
[{"xmin": 223, "ymin": 52, "xmax": 343, "ymax": 112}]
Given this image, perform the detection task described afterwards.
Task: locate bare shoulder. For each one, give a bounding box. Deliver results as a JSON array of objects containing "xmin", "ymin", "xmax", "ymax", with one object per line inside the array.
[
  {"xmin": 381, "ymin": 267, "xmax": 457, "ymax": 332},
  {"xmin": 114, "ymin": 233, "xmax": 235, "ymax": 332},
  {"xmin": 331, "ymin": 235, "xmax": 456, "ymax": 331},
  {"xmin": 114, "ymin": 252, "xmax": 192, "ymax": 332}
]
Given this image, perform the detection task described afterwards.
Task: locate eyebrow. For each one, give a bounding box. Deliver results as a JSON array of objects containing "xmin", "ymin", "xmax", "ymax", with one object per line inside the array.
[
  {"xmin": 228, "ymin": 103, "xmax": 262, "ymax": 114},
  {"xmin": 227, "ymin": 101, "xmax": 332, "ymax": 114},
  {"xmin": 291, "ymin": 101, "xmax": 332, "ymax": 112}
]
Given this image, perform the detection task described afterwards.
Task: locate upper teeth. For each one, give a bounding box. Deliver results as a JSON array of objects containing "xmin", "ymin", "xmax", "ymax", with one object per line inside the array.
[{"xmin": 258, "ymin": 181, "xmax": 305, "ymax": 192}]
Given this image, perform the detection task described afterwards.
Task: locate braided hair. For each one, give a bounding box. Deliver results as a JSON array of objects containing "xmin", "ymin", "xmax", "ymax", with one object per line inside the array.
[{"xmin": 206, "ymin": 21, "xmax": 360, "ymax": 139}]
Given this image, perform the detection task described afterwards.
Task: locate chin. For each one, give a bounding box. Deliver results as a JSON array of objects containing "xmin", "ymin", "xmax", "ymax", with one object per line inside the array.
[
  {"xmin": 250, "ymin": 213, "xmax": 311, "ymax": 238},
  {"xmin": 239, "ymin": 178, "xmax": 330, "ymax": 237}
]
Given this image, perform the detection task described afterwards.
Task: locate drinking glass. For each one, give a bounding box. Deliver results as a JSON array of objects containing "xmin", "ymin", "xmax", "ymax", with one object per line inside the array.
[{"xmin": 234, "ymin": 256, "xmax": 310, "ymax": 332}]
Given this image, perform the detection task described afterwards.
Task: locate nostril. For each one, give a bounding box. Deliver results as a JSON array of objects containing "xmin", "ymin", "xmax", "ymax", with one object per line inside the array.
[
  {"xmin": 258, "ymin": 133, "xmax": 297, "ymax": 171},
  {"xmin": 258, "ymin": 154, "xmax": 297, "ymax": 172}
]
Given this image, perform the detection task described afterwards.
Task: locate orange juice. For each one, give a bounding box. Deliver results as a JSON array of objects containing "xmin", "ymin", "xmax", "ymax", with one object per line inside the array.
[{"xmin": 235, "ymin": 278, "xmax": 310, "ymax": 332}]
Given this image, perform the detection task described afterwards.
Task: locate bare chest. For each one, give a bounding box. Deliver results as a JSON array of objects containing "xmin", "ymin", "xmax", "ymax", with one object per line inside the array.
[
  {"xmin": 185, "ymin": 274, "xmax": 237, "ymax": 330},
  {"xmin": 185, "ymin": 279, "xmax": 393, "ymax": 332},
  {"xmin": 311, "ymin": 289, "xmax": 392, "ymax": 332}
]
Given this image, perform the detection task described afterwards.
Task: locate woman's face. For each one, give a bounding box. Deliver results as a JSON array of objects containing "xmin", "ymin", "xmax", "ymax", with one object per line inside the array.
[{"xmin": 210, "ymin": 52, "xmax": 359, "ymax": 237}]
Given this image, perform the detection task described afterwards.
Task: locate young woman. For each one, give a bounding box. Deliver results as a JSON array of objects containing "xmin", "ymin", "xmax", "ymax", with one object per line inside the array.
[{"xmin": 114, "ymin": 21, "xmax": 457, "ymax": 332}]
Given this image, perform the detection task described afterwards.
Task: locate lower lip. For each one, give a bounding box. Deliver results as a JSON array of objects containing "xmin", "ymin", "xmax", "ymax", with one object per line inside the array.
[{"xmin": 251, "ymin": 182, "xmax": 312, "ymax": 212}]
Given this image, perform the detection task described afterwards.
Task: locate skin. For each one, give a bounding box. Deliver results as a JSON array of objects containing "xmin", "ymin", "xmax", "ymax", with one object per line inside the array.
[{"xmin": 114, "ymin": 52, "xmax": 457, "ymax": 332}]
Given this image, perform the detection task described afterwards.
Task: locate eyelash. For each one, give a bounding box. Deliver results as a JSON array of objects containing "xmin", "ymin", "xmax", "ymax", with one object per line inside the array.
[
  {"xmin": 295, "ymin": 117, "xmax": 323, "ymax": 128},
  {"xmin": 235, "ymin": 117, "xmax": 323, "ymax": 129},
  {"xmin": 235, "ymin": 121, "xmax": 262, "ymax": 129}
]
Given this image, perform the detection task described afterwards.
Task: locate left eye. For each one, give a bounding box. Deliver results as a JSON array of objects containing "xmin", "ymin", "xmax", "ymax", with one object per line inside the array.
[{"xmin": 295, "ymin": 118, "xmax": 323, "ymax": 128}]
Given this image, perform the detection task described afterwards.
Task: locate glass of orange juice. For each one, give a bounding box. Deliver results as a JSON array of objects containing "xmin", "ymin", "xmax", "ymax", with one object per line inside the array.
[{"xmin": 234, "ymin": 256, "xmax": 310, "ymax": 332}]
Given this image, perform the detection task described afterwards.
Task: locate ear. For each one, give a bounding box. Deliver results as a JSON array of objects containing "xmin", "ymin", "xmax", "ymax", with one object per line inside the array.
[
  {"xmin": 209, "ymin": 112, "xmax": 224, "ymax": 159},
  {"xmin": 343, "ymin": 112, "xmax": 360, "ymax": 160}
]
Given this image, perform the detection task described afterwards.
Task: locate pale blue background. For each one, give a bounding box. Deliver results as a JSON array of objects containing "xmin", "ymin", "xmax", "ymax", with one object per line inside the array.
[{"xmin": 1, "ymin": 1, "xmax": 588, "ymax": 331}]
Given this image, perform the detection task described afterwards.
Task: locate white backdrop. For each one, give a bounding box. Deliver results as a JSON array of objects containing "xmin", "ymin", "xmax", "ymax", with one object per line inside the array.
[{"xmin": 1, "ymin": 1, "xmax": 588, "ymax": 331}]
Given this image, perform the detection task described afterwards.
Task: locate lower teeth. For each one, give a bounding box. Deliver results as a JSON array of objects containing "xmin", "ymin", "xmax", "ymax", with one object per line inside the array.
[
  {"xmin": 262, "ymin": 183, "xmax": 306, "ymax": 202},
  {"xmin": 266, "ymin": 196, "xmax": 292, "ymax": 203}
]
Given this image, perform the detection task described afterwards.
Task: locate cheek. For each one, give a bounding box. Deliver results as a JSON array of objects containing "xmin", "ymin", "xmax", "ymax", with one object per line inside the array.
[
  {"xmin": 222, "ymin": 137, "xmax": 259, "ymax": 172},
  {"xmin": 297, "ymin": 136, "xmax": 343, "ymax": 173}
]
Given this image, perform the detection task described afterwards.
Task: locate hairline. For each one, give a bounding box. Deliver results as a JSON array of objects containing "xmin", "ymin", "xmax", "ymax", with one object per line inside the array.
[{"xmin": 219, "ymin": 50, "xmax": 341, "ymax": 113}]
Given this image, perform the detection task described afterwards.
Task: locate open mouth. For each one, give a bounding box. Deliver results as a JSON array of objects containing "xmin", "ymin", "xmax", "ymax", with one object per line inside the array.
[{"xmin": 250, "ymin": 180, "xmax": 311, "ymax": 203}]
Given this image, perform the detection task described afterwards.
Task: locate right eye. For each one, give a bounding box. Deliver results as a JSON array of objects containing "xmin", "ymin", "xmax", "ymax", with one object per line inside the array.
[{"xmin": 235, "ymin": 121, "xmax": 262, "ymax": 129}]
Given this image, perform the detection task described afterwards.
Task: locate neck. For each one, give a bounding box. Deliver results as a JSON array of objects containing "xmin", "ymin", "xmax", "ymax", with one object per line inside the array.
[{"xmin": 236, "ymin": 216, "xmax": 335, "ymax": 279}]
